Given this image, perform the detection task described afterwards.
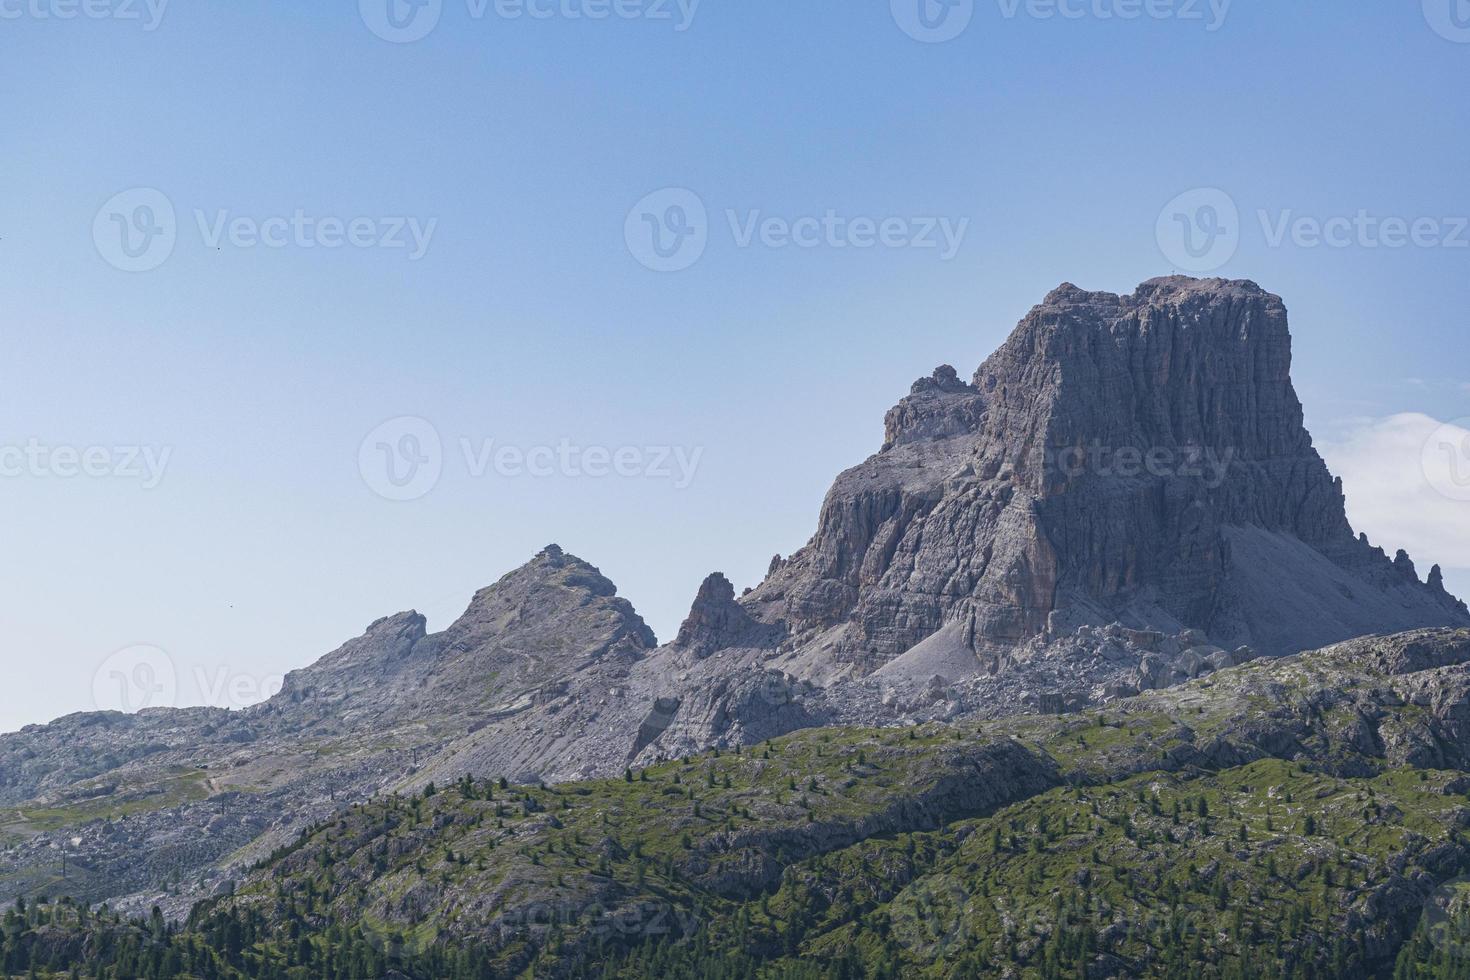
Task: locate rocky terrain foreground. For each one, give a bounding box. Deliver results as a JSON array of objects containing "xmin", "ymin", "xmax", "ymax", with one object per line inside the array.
[
  {"xmin": 1, "ymin": 277, "xmax": 1464, "ymax": 926},
  {"xmin": 12, "ymin": 627, "xmax": 1470, "ymax": 978}
]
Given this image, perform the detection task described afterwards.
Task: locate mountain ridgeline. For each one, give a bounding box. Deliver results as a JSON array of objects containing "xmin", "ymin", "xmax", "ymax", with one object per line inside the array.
[{"xmin": 1, "ymin": 278, "xmax": 1466, "ymax": 967}]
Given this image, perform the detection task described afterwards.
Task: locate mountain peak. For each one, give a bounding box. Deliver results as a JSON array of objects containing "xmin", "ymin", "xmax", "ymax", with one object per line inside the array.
[
  {"xmin": 674, "ymin": 572, "xmax": 773, "ymax": 658},
  {"xmin": 909, "ymin": 364, "xmax": 974, "ymax": 395},
  {"xmin": 1032, "ymin": 276, "xmax": 1272, "ymax": 319},
  {"xmin": 474, "ymin": 544, "xmax": 619, "ymax": 600},
  {"xmin": 274, "ymin": 609, "xmax": 428, "ymax": 702},
  {"xmin": 749, "ymin": 278, "xmax": 1467, "ymax": 670},
  {"xmin": 452, "ymin": 547, "xmax": 656, "ymax": 654}
]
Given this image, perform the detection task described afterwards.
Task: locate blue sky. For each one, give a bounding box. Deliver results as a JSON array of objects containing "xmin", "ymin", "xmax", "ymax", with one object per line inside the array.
[{"xmin": 2, "ymin": 0, "xmax": 1468, "ymax": 732}]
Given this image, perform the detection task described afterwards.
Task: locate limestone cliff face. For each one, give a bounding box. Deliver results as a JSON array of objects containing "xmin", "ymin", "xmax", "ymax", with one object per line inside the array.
[{"xmin": 744, "ymin": 277, "xmax": 1467, "ymax": 667}]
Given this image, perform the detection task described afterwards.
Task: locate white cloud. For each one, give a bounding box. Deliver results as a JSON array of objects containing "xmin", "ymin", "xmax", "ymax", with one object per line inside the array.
[{"xmin": 1318, "ymin": 413, "xmax": 1470, "ymax": 601}]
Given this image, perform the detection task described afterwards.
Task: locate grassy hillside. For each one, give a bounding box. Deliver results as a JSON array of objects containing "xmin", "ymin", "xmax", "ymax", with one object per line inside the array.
[{"xmin": 8, "ymin": 629, "xmax": 1470, "ymax": 978}]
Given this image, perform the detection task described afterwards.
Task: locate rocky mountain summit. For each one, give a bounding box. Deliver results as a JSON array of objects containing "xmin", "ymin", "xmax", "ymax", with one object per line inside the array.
[
  {"xmin": 0, "ymin": 547, "xmax": 658, "ymax": 912},
  {"xmin": 1, "ymin": 277, "xmax": 1464, "ymax": 919},
  {"xmin": 742, "ymin": 277, "xmax": 1465, "ymax": 674}
]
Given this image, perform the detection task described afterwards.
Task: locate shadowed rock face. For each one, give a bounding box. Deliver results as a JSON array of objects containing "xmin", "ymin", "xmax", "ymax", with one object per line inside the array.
[
  {"xmin": 741, "ymin": 277, "xmax": 1467, "ymax": 669},
  {"xmin": 673, "ymin": 573, "xmax": 776, "ymax": 659}
]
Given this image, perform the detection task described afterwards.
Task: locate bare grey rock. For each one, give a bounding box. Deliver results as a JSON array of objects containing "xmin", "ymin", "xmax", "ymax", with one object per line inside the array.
[
  {"xmin": 672, "ymin": 573, "xmax": 775, "ymax": 658},
  {"xmin": 741, "ymin": 277, "xmax": 1467, "ymax": 670},
  {"xmin": 0, "ymin": 546, "xmax": 658, "ymax": 909}
]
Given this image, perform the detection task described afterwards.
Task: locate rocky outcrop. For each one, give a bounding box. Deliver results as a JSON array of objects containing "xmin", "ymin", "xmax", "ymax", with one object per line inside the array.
[
  {"xmin": 742, "ymin": 277, "xmax": 1468, "ymax": 670},
  {"xmin": 672, "ymin": 573, "xmax": 775, "ymax": 659},
  {"xmin": 881, "ymin": 364, "xmax": 987, "ymax": 449},
  {"xmin": 0, "ymin": 546, "xmax": 659, "ymax": 912},
  {"xmin": 1429, "ymin": 564, "xmax": 1467, "ymax": 614}
]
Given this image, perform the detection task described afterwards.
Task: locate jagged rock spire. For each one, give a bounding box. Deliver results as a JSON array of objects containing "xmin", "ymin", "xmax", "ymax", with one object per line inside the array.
[{"xmin": 674, "ymin": 573, "xmax": 773, "ymax": 659}]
